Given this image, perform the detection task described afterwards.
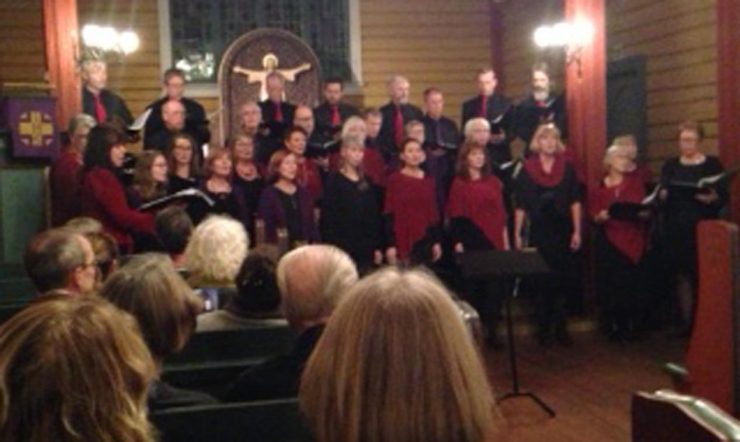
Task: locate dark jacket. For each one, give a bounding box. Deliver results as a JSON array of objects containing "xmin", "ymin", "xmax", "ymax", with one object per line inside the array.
[
  {"xmin": 378, "ymin": 102, "xmax": 424, "ymax": 154},
  {"xmin": 82, "ymin": 88, "xmax": 133, "ymax": 126}
]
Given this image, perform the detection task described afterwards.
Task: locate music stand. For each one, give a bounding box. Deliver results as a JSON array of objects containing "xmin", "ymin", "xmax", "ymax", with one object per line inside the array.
[{"xmin": 457, "ymin": 248, "xmax": 556, "ymax": 418}]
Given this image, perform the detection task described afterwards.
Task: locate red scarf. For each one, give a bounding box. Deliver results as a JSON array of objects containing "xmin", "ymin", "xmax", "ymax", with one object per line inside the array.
[{"xmin": 524, "ymin": 153, "xmax": 566, "ymax": 187}]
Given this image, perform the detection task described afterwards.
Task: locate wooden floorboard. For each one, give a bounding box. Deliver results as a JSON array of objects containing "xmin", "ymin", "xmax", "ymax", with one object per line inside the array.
[{"xmin": 483, "ymin": 331, "xmax": 687, "ymax": 441}]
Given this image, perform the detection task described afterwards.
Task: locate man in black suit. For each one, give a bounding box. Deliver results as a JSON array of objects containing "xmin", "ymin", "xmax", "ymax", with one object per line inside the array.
[
  {"xmin": 513, "ymin": 62, "xmax": 567, "ymax": 149},
  {"xmin": 144, "ymin": 68, "xmax": 210, "ymax": 150},
  {"xmin": 378, "ymin": 75, "xmax": 424, "ymax": 155},
  {"xmin": 259, "ymin": 72, "xmax": 296, "ymax": 142},
  {"xmin": 461, "ymin": 67, "xmax": 513, "ymax": 163},
  {"xmin": 237, "ymin": 101, "xmax": 280, "ymax": 166},
  {"xmin": 81, "ymin": 59, "xmax": 133, "ymax": 126},
  {"xmin": 294, "ymin": 105, "xmax": 335, "ymax": 162},
  {"xmin": 313, "ymin": 77, "xmax": 359, "ymax": 139},
  {"xmin": 422, "ymin": 88, "xmax": 460, "ymax": 151},
  {"xmin": 224, "ymin": 245, "xmax": 358, "ymax": 401},
  {"xmin": 144, "ymin": 99, "xmax": 190, "ymax": 153}
]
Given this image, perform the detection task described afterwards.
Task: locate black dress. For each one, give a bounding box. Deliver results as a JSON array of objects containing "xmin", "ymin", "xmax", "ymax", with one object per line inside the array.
[
  {"xmin": 660, "ymin": 156, "xmax": 726, "ymax": 277},
  {"xmin": 320, "ymin": 172, "xmax": 382, "ymax": 272},
  {"xmin": 232, "ymin": 174, "xmax": 265, "ymax": 243}
]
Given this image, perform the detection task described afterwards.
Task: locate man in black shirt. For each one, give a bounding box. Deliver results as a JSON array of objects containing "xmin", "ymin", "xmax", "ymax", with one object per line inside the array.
[
  {"xmin": 513, "ymin": 62, "xmax": 567, "ymax": 149},
  {"xmin": 81, "ymin": 59, "xmax": 133, "ymax": 127},
  {"xmin": 379, "ymin": 75, "xmax": 423, "ymax": 154},
  {"xmin": 313, "ymin": 77, "xmax": 359, "ymax": 139},
  {"xmin": 461, "ymin": 67, "xmax": 513, "ymax": 163}
]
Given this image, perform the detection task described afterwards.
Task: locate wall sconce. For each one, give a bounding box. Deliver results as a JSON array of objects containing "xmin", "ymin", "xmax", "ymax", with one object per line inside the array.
[
  {"xmin": 80, "ymin": 24, "xmax": 140, "ymax": 62},
  {"xmin": 533, "ymin": 20, "xmax": 594, "ymax": 79}
]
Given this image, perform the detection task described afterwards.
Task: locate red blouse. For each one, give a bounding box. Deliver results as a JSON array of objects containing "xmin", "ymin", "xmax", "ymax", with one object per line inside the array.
[
  {"xmin": 446, "ymin": 175, "xmax": 508, "ymax": 250},
  {"xmin": 296, "ymin": 157, "xmax": 323, "ymax": 203},
  {"xmin": 384, "ymin": 172, "xmax": 438, "ymax": 259}
]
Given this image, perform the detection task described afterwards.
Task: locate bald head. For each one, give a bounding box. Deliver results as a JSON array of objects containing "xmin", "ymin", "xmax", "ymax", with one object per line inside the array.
[
  {"xmin": 276, "ymin": 245, "xmax": 358, "ymax": 330},
  {"xmin": 293, "ymin": 105, "xmax": 314, "ymax": 136},
  {"xmin": 162, "ymin": 99, "xmax": 186, "ymax": 131}
]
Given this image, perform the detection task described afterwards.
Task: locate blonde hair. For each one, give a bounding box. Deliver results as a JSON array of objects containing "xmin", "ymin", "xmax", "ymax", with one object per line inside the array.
[
  {"xmin": 300, "ymin": 267, "xmax": 495, "ymax": 442},
  {"xmin": 276, "ymin": 245, "xmax": 358, "ymax": 325},
  {"xmin": 185, "ymin": 215, "xmax": 249, "ymax": 284},
  {"xmin": 602, "ymin": 145, "xmax": 622, "ymax": 171},
  {"xmin": 64, "ymin": 216, "xmax": 103, "ymax": 235},
  {"xmin": 340, "ymin": 116, "xmax": 367, "ymax": 142},
  {"xmin": 613, "ymin": 134, "xmax": 638, "ymax": 160},
  {"xmin": 529, "ymin": 123, "xmax": 565, "ymax": 153},
  {"xmin": 101, "ymin": 253, "xmax": 202, "ymax": 360},
  {"xmin": 0, "ymin": 295, "xmax": 156, "ymax": 442}
]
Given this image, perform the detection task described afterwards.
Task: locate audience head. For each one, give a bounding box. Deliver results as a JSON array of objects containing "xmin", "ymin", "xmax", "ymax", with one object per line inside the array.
[
  {"xmin": 387, "ymin": 74, "xmax": 411, "ymax": 105},
  {"xmin": 0, "ymin": 295, "xmax": 156, "ymax": 441},
  {"xmin": 240, "ymin": 101, "xmax": 263, "ymax": 133},
  {"xmin": 404, "ymin": 120, "xmax": 425, "ymax": 144},
  {"xmin": 464, "ymin": 117, "xmax": 492, "ymax": 146},
  {"xmin": 613, "ymin": 134, "xmax": 638, "ymax": 161},
  {"xmin": 267, "ymin": 149, "xmax": 298, "ymax": 184},
  {"xmin": 530, "ymin": 123, "xmax": 564, "ymax": 155},
  {"xmin": 227, "ymin": 251, "xmax": 281, "ymax": 317},
  {"xmin": 24, "ymin": 228, "xmax": 97, "ymax": 295},
  {"xmin": 204, "ymin": 146, "xmax": 233, "ymax": 180},
  {"xmin": 677, "ymin": 120, "xmax": 704, "ymax": 158},
  {"xmin": 132, "ymin": 150, "xmax": 168, "ymax": 201},
  {"xmin": 531, "ymin": 61, "xmax": 552, "ymax": 99},
  {"xmin": 163, "ymin": 67, "xmax": 186, "ymax": 100},
  {"xmin": 162, "ymin": 99, "xmax": 186, "ymax": 131},
  {"xmin": 456, "ymin": 142, "xmax": 492, "ymax": 179},
  {"xmin": 399, "ymin": 138, "xmax": 426, "ymax": 168},
  {"xmin": 283, "ymin": 126, "xmax": 308, "ymax": 157},
  {"xmin": 167, "ymin": 131, "xmax": 201, "ymax": 177},
  {"xmin": 230, "ymin": 132, "xmax": 256, "ymax": 164},
  {"xmin": 293, "ymin": 105, "xmax": 315, "ymax": 136},
  {"xmin": 185, "ymin": 215, "xmax": 249, "ymax": 284},
  {"xmin": 85, "ymin": 230, "xmax": 120, "ymax": 284},
  {"xmin": 423, "ymin": 87, "xmax": 445, "ymax": 119},
  {"xmin": 83, "ymin": 123, "xmax": 127, "ymax": 171},
  {"xmin": 155, "ymin": 206, "xmax": 193, "ymax": 258},
  {"xmin": 477, "ymin": 67, "xmax": 498, "ymax": 97},
  {"xmin": 276, "ymin": 245, "xmax": 358, "ymax": 330},
  {"xmin": 67, "ymin": 113, "xmax": 97, "ymax": 152},
  {"xmin": 64, "ymin": 216, "xmax": 103, "ymax": 235},
  {"xmin": 341, "ymin": 116, "xmax": 367, "ymax": 143},
  {"xmin": 363, "ymin": 108, "xmax": 383, "ymax": 139},
  {"xmin": 81, "ymin": 59, "xmax": 108, "ymax": 94},
  {"xmin": 323, "ymin": 78, "xmax": 344, "ymax": 106},
  {"xmin": 300, "ymin": 267, "xmax": 495, "ymax": 442},
  {"xmin": 101, "ymin": 254, "xmax": 202, "ymax": 361},
  {"xmin": 266, "ymin": 72, "xmax": 286, "ymax": 102}
]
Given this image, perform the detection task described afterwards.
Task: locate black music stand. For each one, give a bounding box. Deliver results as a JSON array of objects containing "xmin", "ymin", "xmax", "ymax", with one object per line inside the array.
[{"xmin": 458, "ymin": 248, "xmax": 556, "ymax": 418}]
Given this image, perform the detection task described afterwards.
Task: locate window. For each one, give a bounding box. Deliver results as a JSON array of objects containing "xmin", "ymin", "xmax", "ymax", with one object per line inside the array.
[{"xmin": 164, "ymin": 0, "xmax": 355, "ymax": 85}]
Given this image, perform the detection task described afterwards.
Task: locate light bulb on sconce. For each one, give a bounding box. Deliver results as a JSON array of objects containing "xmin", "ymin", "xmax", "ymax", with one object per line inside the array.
[
  {"xmin": 80, "ymin": 24, "xmax": 140, "ymax": 62},
  {"xmin": 533, "ymin": 19, "xmax": 594, "ymax": 79}
]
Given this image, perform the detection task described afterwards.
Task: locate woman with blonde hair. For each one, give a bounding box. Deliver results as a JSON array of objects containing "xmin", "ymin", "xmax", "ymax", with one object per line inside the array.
[
  {"xmin": 184, "ymin": 214, "xmax": 249, "ymax": 288},
  {"xmin": 101, "ymin": 253, "xmax": 216, "ymax": 411},
  {"xmin": 0, "ymin": 295, "xmax": 156, "ymax": 442},
  {"xmin": 300, "ymin": 267, "xmax": 495, "ymax": 442},
  {"xmin": 514, "ymin": 122, "xmax": 582, "ymax": 347}
]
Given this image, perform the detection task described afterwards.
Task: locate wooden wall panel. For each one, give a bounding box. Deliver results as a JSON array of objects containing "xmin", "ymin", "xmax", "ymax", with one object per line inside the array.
[
  {"xmin": 359, "ymin": 0, "xmax": 492, "ymax": 124},
  {"xmin": 0, "ymin": 1, "xmax": 46, "ymax": 84},
  {"xmin": 607, "ymin": 0, "xmax": 719, "ymax": 170}
]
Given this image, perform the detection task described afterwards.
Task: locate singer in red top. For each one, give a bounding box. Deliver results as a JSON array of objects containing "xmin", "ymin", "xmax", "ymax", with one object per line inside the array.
[
  {"xmin": 590, "ymin": 145, "xmax": 649, "ymax": 341},
  {"xmin": 384, "ymin": 138, "xmax": 441, "ymax": 265},
  {"xmin": 282, "ymin": 126, "xmax": 323, "ymax": 204}
]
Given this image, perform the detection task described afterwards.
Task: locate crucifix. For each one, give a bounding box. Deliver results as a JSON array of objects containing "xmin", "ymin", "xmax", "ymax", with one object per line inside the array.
[{"xmin": 233, "ymin": 53, "xmax": 311, "ymax": 101}]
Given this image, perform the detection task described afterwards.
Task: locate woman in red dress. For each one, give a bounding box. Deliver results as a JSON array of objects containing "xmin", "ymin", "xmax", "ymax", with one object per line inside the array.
[{"xmin": 282, "ymin": 126, "xmax": 323, "ymax": 204}]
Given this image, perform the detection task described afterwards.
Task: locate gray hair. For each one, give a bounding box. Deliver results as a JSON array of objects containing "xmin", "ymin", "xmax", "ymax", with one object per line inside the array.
[
  {"xmin": 24, "ymin": 229, "xmax": 88, "ymax": 293},
  {"xmin": 185, "ymin": 215, "xmax": 249, "ymax": 283}
]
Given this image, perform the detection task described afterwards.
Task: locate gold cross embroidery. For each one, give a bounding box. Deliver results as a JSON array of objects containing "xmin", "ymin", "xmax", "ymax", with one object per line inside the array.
[{"xmin": 18, "ymin": 111, "xmax": 54, "ymax": 147}]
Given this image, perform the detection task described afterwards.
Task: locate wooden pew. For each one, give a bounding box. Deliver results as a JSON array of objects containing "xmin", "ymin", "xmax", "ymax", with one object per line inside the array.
[
  {"xmin": 632, "ymin": 390, "xmax": 740, "ymax": 442},
  {"xmin": 150, "ymin": 398, "xmax": 313, "ymax": 442}
]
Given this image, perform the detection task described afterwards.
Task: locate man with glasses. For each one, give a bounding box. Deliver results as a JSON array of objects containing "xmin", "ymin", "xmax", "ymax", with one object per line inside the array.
[{"xmin": 24, "ymin": 229, "xmax": 99, "ymax": 296}]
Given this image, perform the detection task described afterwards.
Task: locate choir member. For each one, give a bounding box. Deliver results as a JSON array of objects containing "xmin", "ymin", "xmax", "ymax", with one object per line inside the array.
[
  {"xmin": 128, "ymin": 150, "xmax": 169, "ymax": 208},
  {"xmin": 259, "ymin": 72, "xmax": 296, "ymax": 140},
  {"xmin": 144, "ymin": 68, "xmax": 210, "ymax": 150},
  {"xmin": 379, "ymin": 75, "xmax": 424, "ymax": 155},
  {"xmin": 461, "ymin": 68, "xmax": 514, "ymax": 164},
  {"xmin": 144, "ymin": 99, "xmax": 191, "ymax": 154},
  {"xmin": 613, "ymin": 134, "xmax": 653, "ymax": 187},
  {"xmin": 230, "ymin": 132, "xmax": 265, "ymax": 241},
  {"xmin": 80, "ymin": 124, "xmax": 155, "ymax": 254},
  {"xmin": 422, "ymin": 87, "xmax": 461, "ymax": 152},
  {"xmin": 50, "ymin": 114, "xmax": 96, "ymax": 226},
  {"xmin": 659, "ymin": 120, "xmax": 726, "ymax": 334},
  {"xmin": 239, "ymin": 101, "xmax": 279, "ymax": 166},
  {"xmin": 80, "ymin": 59, "xmax": 133, "ymax": 126},
  {"xmin": 335, "ymin": 116, "xmax": 386, "ymax": 187},
  {"xmin": 365, "ymin": 107, "xmax": 391, "ymax": 164},
  {"xmin": 166, "ymin": 132, "xmax": 202, "ymax": 193},
  {"xmin": 513, "ymin": 62, "xmax": 567, "ymax": 148},
  {"xmin": 257, "ymin": 150, "xmax": 318, "ymax": 247},
  {"xmin": 513, "ymin": 123, "xmax": 581, "ymax": 347},
  {"xmin": 385, "ymin": 138, "xmax": 442, "ymax": 266},
  {"xmin": 447, "ymin": 142, "xmax": 510, "ymax": 344},
  {"xmin": 293, "ymin": 105, "xmax": 333, "ymax": 164},
  {"xmin": 282, "ymin": 126, "xmax": 323, "ymax": 204},
  {"xmin": 197, "ymin": 147, "xmax": 248, "ymax": 225},
  {"xmin": 313, "ymin": 77, "xmax": 360, "ymax": 139},
  {"xmin": 590, "ymin": 146, "xmax": 649, "ymax": 341},
  {"xmin": 321, "ymin": 137, "xmax": 383, "ymax": 272}
]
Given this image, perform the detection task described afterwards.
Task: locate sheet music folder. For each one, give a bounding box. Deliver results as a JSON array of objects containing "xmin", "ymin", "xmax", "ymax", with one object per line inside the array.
[{"xmin": 457, "ymin": 249, "xmax": 550, "ymax": 279}]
